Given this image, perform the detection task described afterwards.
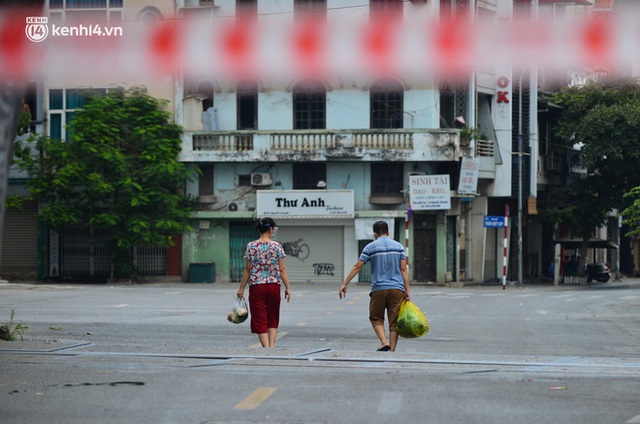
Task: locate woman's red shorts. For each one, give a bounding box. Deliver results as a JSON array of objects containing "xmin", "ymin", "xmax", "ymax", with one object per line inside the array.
[{"xmin": 248, "ymin": 283, "xmax": 281, "ymax": 334}]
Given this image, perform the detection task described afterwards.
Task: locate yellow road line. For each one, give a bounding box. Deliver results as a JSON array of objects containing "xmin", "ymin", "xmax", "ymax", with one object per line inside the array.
[{"xmin": 234, "ymin": 387, "xmax": 277, "ymax": 410}]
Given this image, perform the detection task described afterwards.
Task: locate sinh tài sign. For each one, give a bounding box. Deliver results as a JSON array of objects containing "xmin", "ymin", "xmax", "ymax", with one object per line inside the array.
[
  {"xmin": 409, "ymin": 174, "xmax": 451, "ymax": 210},
  {"xmin": 257, "ymin": 190, "xmax": 354, "ymax": 218}
]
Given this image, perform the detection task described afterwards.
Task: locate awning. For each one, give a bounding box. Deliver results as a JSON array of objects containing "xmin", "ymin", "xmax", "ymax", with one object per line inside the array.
[{"xmin": 553, "ymin": 238, "xmax": 619, "ymax": 249}]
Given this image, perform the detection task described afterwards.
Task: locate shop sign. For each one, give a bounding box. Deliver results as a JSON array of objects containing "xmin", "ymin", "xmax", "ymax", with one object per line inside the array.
[
  {"xmin": 409, "ymin": 174, "xmax": 451, "ymax": 210},
  {"xmin": 257, "ymin": 190, "xmax": 354, "ymax": 218},
  {"xmin": 457, "ymin": 157, "xmax": 479, "ymax": 195}
]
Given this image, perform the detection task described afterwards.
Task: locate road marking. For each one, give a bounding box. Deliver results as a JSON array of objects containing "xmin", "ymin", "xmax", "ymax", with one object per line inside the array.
[
  {"xmin": 336, "ymin": 306, "xmax": 345, "ymax": 311},
  {"xmin": 296, "ymin": 322, "xmax": 307, "ymax": 327},
  {"xmin": 627, "ymin": 415, "xmax": 640, "ymax": 423},
  {"xmin": 347, "ymin": 301, "xmax": 355, "ymax": 305},
  {"xmin": 164, "ymin": 291, "xmax": 182, "ymax": 295},
  {"xmin": 113, "ymin": 304, "xmax": 129, "ymax": 308},
  {"xmin": 377, "ymin": 391, "xmax": 403, "ymax": 414},
  {"xmin": 619, "ymin": 296, "xmax": 639, "ymax": 300},
  {"xmin": 234, "ymin": 387, "xmax": 277, "ymax": 410}
]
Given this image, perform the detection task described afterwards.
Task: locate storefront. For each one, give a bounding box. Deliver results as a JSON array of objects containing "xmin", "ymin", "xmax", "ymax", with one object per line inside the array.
[{"xmin": 257, "ymin": 189, "xmax": 353, "ymax": 283}]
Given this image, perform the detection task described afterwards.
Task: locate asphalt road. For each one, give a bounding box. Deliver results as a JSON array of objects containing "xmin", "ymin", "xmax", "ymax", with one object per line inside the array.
[{"xmin": 1, "ymin": 280, "xmax": 639, "ymax": 424}]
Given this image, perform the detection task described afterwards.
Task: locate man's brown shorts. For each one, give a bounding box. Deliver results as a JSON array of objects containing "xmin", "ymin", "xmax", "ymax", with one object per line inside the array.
[{"xmin": 369, "ymin": 289, "xmax": 405, "ymax": 331}]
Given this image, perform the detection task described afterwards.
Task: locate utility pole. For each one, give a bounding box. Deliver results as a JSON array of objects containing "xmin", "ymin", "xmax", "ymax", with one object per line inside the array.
[{"xmin": 517, "ymin": 68, "xmax": 528, "ymax": 288}]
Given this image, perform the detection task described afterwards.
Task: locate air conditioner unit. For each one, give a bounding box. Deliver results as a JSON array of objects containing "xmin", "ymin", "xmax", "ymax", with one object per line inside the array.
[
  {"xmin": 228, "ymin": 201, "xmax": 247, "ymax": 212},
  {"xmin": 251, "ymin": 173, "xmax": 272, "ymax": 186}
]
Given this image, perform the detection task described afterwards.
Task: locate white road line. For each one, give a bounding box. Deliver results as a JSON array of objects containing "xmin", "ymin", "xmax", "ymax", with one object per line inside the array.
[
  {"xmin": 626, "ymin": 414, "xmax": 640, "ymax": 423},
  {"xmin": 377, "ymin": 391, "xmax": 403, "ymax": 414}
]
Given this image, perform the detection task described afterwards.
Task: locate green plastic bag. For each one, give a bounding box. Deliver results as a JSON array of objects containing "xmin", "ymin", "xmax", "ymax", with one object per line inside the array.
[{"xmin": 396, "ymin": 300, "xmax": 429, "ymax": 338}]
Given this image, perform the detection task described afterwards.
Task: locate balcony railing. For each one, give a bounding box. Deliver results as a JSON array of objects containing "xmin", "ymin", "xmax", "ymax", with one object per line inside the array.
[
  {"xmin": 476, "ymin": 139, "xmax": 495, "ymax": 157},
  {"xmin": 193, "ymin": 133, "xmax": 254, "ymax": 151},
  {"xmin": 193, "ymin": 129, "xmax": 415, "ymax": 152},
  {"xmin": 183, "ymin": 129, "xmax": 491, "ymax": 164}
]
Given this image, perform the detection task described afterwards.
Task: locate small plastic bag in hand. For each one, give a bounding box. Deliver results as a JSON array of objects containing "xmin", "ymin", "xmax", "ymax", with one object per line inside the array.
[
  {"xmin": 227, "ymin": 296, "xmax": 249, "ymax": 324},
  {"xmin": 396, "ymin": 300, "xmax": 429, "ymax": 338}
]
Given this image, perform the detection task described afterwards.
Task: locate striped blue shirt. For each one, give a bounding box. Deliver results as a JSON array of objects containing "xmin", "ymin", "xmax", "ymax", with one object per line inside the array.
[{"xmin": 359, "ymin": 236, "xmax": 407, "ymax": 292}]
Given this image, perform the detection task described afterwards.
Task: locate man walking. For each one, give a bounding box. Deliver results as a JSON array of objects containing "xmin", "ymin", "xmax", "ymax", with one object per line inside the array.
[{"xmin": 339, "ymin": 221, "xmax": 410, "ymax": 352}]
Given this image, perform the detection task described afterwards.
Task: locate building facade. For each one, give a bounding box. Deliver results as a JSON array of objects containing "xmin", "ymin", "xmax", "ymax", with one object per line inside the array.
[
  {"xmin": 3, "ymin": 0, "xmax": 565, "ymax": 284},
  {"xmin": 175, "ymin": 0, "xmax": 539, "ymax": 285}
]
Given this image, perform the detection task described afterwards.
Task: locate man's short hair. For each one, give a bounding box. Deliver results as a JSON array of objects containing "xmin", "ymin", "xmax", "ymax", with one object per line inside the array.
[{"xmin": 373, "ymin": 221, "xmax": 389, "ymax": 235}]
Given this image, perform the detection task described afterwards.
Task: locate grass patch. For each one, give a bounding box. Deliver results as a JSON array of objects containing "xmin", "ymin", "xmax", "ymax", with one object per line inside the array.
[{"xmin": 0, "ymin": 309, "xmax": 30, "ymax": 341}]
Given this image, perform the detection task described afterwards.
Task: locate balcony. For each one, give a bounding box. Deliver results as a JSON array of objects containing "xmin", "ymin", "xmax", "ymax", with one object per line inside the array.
[
  {"xmin": 476, "ymin": 138, "xmax": 497, "ymax": 179},
  {"xmin": 181, "ymin": 129, "xmax": 477, "ymax": 163}
]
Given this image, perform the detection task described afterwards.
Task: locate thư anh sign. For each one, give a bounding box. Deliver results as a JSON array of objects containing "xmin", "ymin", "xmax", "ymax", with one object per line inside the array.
[{"xmin": 257, "ymin": 190, "xmax": 354, "ymax": 218}]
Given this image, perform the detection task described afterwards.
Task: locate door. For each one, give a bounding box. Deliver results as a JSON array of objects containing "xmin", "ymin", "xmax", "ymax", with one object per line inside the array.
[{"xmin": 413, "ymin": 216, "xmax": 437, "ymax": 282}]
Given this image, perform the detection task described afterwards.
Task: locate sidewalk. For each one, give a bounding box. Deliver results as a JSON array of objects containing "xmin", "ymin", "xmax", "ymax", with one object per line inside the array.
[
  {"xmin": 470, "ymin": 276, "xmax": 640, "ymax": 290},
  {"xmin": 3, "ymin": 275, "xmax": 640, "ymax": 290}
]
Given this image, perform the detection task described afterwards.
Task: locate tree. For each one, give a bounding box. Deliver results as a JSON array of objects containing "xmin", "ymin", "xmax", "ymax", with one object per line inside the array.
[
  {"xmin": 546, "ymin": 78, "xmax": 640, "ymax": 273},
  {"xmin": 622, "ymin": 187, "xmax": 640, "ymax": 240},
  {"xmin": 13, "ymin": 87, "xmax": 195, "ymax": 279}
]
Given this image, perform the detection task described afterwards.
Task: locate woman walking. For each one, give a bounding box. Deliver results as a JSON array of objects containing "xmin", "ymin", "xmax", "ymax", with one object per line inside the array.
[{"xmin": 237, "ymin": 217, "xmax": 291, "ymax": 348}]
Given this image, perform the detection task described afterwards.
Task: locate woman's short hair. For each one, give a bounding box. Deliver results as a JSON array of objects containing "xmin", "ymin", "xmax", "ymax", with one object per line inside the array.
[{"xmin": 256, "ymin": 217, "xmax": 277, "ymax": 233}]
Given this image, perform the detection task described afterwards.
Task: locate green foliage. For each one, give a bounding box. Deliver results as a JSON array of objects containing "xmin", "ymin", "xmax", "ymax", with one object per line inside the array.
[
  {"xmin": 11, "ymin": 87, "xmax": 197, "ymax": 279},
  {"xmin": 545, "ymin": 78, "xmax": 640, "ymax": 261},
  {"xmin": 622, "ymin": 187, "xmax": 640, "ymax": 239},
  {"xmin": 3, "ymin": 195, "xmax": 29, "ymax": 209},
  {"xmin": 0, "ymin": 309, "xmax": 29, "ymax": 341}
]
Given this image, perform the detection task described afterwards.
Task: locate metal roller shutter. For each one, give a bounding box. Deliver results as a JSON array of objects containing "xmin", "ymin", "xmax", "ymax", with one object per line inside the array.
[
  {"xmin": 1, "ymin": 200, "xmax": 39, "ymax": 278},
  {"xmin": 277, "ymin": 226, "xmax": 343, "ymax": 284}
]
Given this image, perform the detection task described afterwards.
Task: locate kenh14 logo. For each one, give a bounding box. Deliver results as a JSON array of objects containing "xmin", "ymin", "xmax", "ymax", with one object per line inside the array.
[{"xmin": 25, "ymin": 17, "xmax": 49, "ymax": 42}]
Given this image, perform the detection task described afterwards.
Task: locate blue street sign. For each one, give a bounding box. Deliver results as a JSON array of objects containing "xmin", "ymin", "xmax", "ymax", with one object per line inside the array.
[{"xmin": 484, "ymin": 216, "xmax": 506, "ymax": 228}]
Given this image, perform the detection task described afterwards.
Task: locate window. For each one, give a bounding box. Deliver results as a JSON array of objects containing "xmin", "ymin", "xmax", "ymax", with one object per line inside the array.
[
  {"xmin": 293, "ymin": 79, "xmax": 326, "ymax": 130},
  {"xmin": 197, "ymin": 80, "xmax": 215, "ymax": 111},
  {"xmin": 370, "ymin": 79, "xmax": 404, "ymax": 129},
  {"xmin": 371, "ymin": 162, "xmax": 403, "ymax": 197},
  {"xmin": 237, "ymin": 80, "xmax": 258, "ymax": 130},
  {"xmin": 198, "ymin": 164, "xmax": 214, "ymax": 196},
  {"xmin": 238, "ymin": 174, "xmax": 252, "ymax": 187},
  {"xmin": 136, "ymin": 6, "xmax": 163, "ymax": 23},
  {"xmin": 294, "ymin": 0, "xmax": 326, "ymax": 21},
  {"xmin": 48, "ymin": 0, "xmax": 123, "ymax": 23},
  {"xmin": 48, "ymin": 88, "xmax": 106, "ymax": 140},
  {"xmin": 370, "ymin": 0, "xmax": 403, "ymax": 20},
  {"xmin": 293, "ymin": 163, "xmax": 326, "ymax": 189},
  {"xmin": 236, "ymin": 0, "xmax": 257, "ymax": 20}
]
